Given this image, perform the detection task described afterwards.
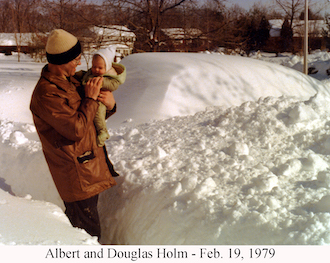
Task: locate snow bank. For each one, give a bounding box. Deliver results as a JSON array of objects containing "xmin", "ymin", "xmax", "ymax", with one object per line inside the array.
[
  {"xmin": 99, "ymin": 94, "xmax": 330, "ymax": 245},
  {"xmin": 0, "ymin": 188, "xmax": 98, "ymax": 245},
  {"xmin": 254, "ymin": 50, "xmax": 330, "ymax": 83}
]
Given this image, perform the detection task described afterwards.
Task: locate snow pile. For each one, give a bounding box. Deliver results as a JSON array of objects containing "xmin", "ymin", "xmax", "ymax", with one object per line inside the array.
[
  {"xmin": 99, "ymin": 93, "xmax": 330, "ymax": 245},
  {"xmin": 1, "ymin": 52, "xmax": 330, "ymax": 245}
]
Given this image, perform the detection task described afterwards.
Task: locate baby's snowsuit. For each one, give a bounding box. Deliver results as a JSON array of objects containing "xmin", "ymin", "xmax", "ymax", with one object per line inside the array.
[{"xmin": 76, "ymin": 62, "xmax": 126, "ymax": 146}]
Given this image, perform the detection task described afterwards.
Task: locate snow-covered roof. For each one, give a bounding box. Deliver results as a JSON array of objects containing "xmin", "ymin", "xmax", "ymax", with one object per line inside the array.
[
  {"xmin": 161, "ymin": 28, "xmax": 203, "ymax": 39},
  {"xmin": 0, "ymin": 33, "xmax": 35, "ymax": 46},
  {"xmin": 90, "ymin": 25, "xmax": 136, "ymax": 38},
  {"xmin": 269, "ymin": 19, "xmax": 327, "ymax": 37},
  {"xmin": 269, "ymin": 19, "xmax": 283, "ymax": 37}
]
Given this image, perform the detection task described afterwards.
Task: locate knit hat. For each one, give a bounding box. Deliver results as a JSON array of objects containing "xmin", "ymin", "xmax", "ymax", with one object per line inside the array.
[
  {"xmin": 46, "ymin": 29, "xmax": 82, "ymax": 65},
  {"xmin": 94, "ymin": 46, "xmax": 116, "ymax": 71}
]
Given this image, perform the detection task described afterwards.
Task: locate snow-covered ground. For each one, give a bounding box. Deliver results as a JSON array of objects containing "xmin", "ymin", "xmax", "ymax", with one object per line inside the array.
[{"xmin": 1, "ymin": 51, "xmax": 330, "ymax": 247}]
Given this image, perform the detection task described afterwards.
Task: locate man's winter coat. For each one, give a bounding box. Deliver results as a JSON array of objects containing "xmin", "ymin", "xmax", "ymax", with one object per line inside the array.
[{"xmin": 30, "ymin": 65, "xmax": 117, "ymax": 202}]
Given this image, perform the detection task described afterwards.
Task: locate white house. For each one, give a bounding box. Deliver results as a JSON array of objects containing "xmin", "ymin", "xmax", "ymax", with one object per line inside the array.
[{"xmin": 88, "ymin": 25, "xmax": 136, "ymax": 58}]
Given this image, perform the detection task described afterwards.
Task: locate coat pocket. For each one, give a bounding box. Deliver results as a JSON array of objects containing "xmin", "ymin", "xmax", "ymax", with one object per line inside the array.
[
  {"xmin": 77, "ymin": 151, "xmax": 95, "ymax": 164},
  {"xmin": 75, "ymin": 147, "xmax": 111, "ymax": 192}
]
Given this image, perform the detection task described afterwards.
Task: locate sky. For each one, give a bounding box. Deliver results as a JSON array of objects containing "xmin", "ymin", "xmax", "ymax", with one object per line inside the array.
[
  {"xmin": 225, "ymin": 0, "xmax": 272, "ymax": 10},
  {"xmin": 87, "ymin": 0, "xmax": 330, "ymax": 14},
  {"xmin": 225, "ymin": 0, "xmax": 330, "ymax": 12}
]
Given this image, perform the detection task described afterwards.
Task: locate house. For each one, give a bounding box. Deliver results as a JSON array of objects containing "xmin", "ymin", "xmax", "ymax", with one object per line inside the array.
[
  {"xmin": 268, "ymin": 19, "xmax": 327, "ymax": 52},
  {"xmin": 0, "ymin": 33, "xmax": 36, "ymax": 54},
  {"xmin": 160, "ymin": 28, "xmax": 207, "ymax": 52},
  {"xmin": 88, "ymin": 25, "xmax": 136, "ymax": 59}
]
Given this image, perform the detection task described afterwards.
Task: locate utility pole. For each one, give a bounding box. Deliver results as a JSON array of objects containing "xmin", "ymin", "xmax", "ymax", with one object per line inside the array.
[
  {"xmin": 304, "ymin": 0, "xmax": 308, "ymax": 74},
  {"xmin": 303, "ymin": 0, "xmax": 330, "ymax": 74}
]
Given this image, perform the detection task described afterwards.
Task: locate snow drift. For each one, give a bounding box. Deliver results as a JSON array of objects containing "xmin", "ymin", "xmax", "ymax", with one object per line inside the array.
[{"xmin": 108, "ymin": 53, "xmax": 322, "ymax": 128}]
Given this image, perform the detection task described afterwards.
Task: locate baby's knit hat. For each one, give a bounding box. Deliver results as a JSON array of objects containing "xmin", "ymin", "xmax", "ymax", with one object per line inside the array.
[
  {"xmin": 94, "ymin": 46, "xmax": 117, "ymax": 71},
  {"xmin": 46, "ymin": 29, "xmax": 82, "ymax": 65}
]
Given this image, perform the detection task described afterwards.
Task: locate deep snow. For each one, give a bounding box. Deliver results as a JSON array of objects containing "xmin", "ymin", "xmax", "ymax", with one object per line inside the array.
[{"xmin": 1, "ymin": 51, "xmax": 330, "ymax": 246}]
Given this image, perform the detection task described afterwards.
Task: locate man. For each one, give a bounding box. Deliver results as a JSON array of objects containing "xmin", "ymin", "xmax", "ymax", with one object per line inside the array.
[{"xmin": 30, "ymin": 29, "xmax": 118, "ymax": 240}]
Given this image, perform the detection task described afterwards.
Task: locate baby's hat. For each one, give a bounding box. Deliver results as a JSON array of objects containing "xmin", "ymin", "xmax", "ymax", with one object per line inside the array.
[{"xmin": 94, "ymin": 46, "xmax": 116, "ymax": 71}]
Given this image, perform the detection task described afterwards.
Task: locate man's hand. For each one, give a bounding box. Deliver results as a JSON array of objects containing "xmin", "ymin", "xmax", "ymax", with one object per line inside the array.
[
  {"xmin": 98, "ymin": 90, "xmax": 116, "ymax": 110},
  {"xmin": 85, "ymin": 76, "xmax": 103, "ymax": 100}
]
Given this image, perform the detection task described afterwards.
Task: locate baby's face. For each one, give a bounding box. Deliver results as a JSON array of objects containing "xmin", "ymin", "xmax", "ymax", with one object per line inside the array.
[{"xmin": 91, "ymin": 55, "xmax": 106, "ymax": 76}]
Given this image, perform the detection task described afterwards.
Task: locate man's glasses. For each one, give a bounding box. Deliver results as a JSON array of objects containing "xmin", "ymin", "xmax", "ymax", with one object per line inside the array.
[{"xmin": 73, "ymin": 55, "xmax": 81, "ymax": 65}]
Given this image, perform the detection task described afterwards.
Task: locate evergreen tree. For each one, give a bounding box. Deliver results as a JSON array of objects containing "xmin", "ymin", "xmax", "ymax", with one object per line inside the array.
[
  {"xmin": 322, "ymin": 15, "xmax": 330, "ymax": 50},
  {"xmin": 280, "ymin": 18, "xmax": 293, "ymax": 52},
  {"xmin": 256, "ymin": 16, "xmax": 270, "ymax": 50}
]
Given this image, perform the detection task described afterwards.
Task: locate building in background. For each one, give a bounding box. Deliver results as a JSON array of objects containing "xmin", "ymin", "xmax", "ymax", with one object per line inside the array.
[{"xmin": 88, "ymin": 25, "xmax": 136, "ymax": 59}]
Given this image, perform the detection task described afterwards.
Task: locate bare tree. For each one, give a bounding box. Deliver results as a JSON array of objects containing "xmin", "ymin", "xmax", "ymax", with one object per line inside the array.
[
  {"xmin": 103, "ymin": 0, "xmax": 203, "ymax": 51},
  {"xmin": 9, "ymin": 0, "xmax": 38, "ymax": 61},
  {"xmin": 194, "ymin": 0, "xmax": 227, "ymax": 50},
  {"xmin": 42, "ymin": 0, "xmax": 99, "ymax": 35},
  {"xmin": 274, "ymin": 0, "xmax": 304, "ymax": 28},
  {"xmin": 0, "ymin": 0, "xmax": 13, "ymax": 32},
  {"xmin": 221, "ymin": 4, "xmax": 248, "ymax": 51}
]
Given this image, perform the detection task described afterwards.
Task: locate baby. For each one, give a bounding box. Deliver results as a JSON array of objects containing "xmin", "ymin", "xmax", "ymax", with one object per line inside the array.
[{"xmin": 77, "ymin": 46, "xmax": 126, "ymax": 147}]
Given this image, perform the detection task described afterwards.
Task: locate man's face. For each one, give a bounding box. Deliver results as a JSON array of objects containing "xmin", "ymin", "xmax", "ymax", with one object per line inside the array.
[{"xmin": 62, "ymin": 54, "xmax": 82, "ymax": 77}]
